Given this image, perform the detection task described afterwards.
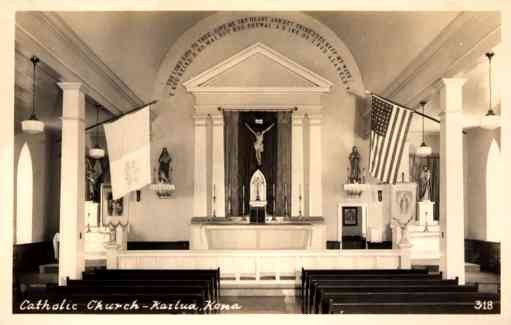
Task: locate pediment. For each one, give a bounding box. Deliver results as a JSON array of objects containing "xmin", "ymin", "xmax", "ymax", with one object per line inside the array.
[{"xmin": 183, "ymin": 43, "xmax": 332, "ymax": 93}]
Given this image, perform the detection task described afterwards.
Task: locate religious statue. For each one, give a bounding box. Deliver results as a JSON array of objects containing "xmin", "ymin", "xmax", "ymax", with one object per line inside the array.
[
  {"xmin": 245, "ymin": 122, "xmax": 274, "ymax": 166},
  {"xmin": 418, "ymin": 165, "xmax": 432, "ymax": 201},
  {"xmin": 158, "ymin": 147, "xmax": 172, "ymax": 184},
  {"xmin": 86, "ymin": 157, "xmax": 103, "ymax": 201},
  {"xmin": 107, "ymin": 193, "xmax": 124, "ymax": 216},
  {"xmin": 348, "ymin": 146, "xmax": 362, "ymax": 183}
]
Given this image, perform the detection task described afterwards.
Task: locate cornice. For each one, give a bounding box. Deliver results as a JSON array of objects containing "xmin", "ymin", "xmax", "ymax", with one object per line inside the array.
[
  {"xmin": 15, "ymin": 12, "xmax": 144, "ymax": 114},
  {"xmin": 382, "ymin": 11, "xmax": 501, "ymax": 108}
]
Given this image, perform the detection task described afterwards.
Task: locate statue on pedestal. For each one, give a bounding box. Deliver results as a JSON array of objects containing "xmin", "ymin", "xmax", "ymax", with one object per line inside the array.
[
  {"xmin": 418, "ymin": 165, "xmax": 432, "ymax": 201},
  {"xmin": 348, "ymin": 146, "xmax": 362, "ymax": 183},
  {"xmin": 245, "ymin": 122, "xmax": 274, "ymax": 166},
  {"xmin": 158, "ymin": 147, "xmax": 172, "ymax": 184},
  {"xmin": 86, "ymin": 157, "xmax": 103, "ymax": 201}
]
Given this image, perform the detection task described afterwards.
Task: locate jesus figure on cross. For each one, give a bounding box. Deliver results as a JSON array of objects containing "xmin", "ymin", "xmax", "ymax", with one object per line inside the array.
[{"xmin": 245, "ymin": 122, "xmax": 274, "ymax": 166}]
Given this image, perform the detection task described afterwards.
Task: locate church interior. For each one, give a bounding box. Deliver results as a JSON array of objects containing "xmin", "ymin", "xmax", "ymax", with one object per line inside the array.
[{"xmin": 5, "ymin": 10, "xmax": 507, "ymax": 315}]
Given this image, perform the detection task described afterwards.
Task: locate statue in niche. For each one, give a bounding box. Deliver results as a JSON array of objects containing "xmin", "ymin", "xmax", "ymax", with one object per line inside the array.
[
  {"xmin": 245, "ymin": 122, "xmax": 274, "ymax": 166},
  {"xmin": 418, "ymin": 165, "xmax": 432, "ymax": 201},
  {"xmin": 158, "ymin": 147, "xmax": 172, "ymax": 184},
  {"xmin": 348, "ymin": 146, "xmax": 362, "ymax": 183}
]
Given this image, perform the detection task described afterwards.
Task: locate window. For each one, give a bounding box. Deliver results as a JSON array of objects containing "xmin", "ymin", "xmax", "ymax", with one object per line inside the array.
[
  {"xmin": 486, "ymin": 139, "xmax": 502, "ymax": 242},
  {"xmin": 16, "ymin": 143, "xmax": 33, "ymax": 244}
]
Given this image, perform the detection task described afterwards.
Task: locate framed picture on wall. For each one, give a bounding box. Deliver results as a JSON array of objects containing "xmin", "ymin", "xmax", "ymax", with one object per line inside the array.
[
  {"xmin": 100, "ymin": 184, "xmax": 129, "ymax": 227},
  {"xmin": 342, "ymin": 207, "xmax": 358, "ymax": 226}
]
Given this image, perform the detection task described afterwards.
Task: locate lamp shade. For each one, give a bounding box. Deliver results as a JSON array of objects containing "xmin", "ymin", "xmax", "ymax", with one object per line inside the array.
[
  {"xmin": 480, "ymin": 110, "xmax": 500, "ymax": 130},
  {"xmin": 416, "ymin": 142, "xmax": 432, "ymax": 157},
  {"xmin": 89, "ymin": 146, "xmax": 105, "ymax": 159},
  {"xmin": 21, "ymin": 116, "xmax": 44, "ymax": 134}
]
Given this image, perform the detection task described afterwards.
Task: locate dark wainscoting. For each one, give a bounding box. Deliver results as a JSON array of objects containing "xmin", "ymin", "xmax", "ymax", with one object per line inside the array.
[
  {"xmin": 465, "ymin": 239, "xmax": 500, "ymax": 274},
  {"xmin": 326, "ymin": 241, "xmax": 341, "ymax": 249},
  {"xmin": 367, "ymin": 241, "xmax": 393, "ymax": 249},
  {"xmin": 13, "ymin": 242, "xmax": 55, "ymax": 272},
  {"xmin": 127, "ymin": 241, "xmax": 190, "ymax": 250}
]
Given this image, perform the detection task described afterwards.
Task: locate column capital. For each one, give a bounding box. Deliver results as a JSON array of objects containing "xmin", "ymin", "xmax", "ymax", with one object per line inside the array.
[
  {"xmin": 292, "ymin": 113, "xmax": 305, "ymax": 126},
  {"xmin": 193, "ymin": 114, "xmax": 209, "ymax": 126},
  {"xmin": 210, "ymin": 113, "xmax": 224, "ymax": 126},
  {"xmin": 57, "ymin": 82, "xmax": 83, "ymax": 91},
  {"xmin": 307, "ymin": 113, "xmax": 323, "ymax": 125},
  {"xmin": 439, "ymin": 78, "xmax": 467, "ymax": 89},
  {"xmin": 439, "ymin": 78, "xmax": 466, "ymax": 114}
]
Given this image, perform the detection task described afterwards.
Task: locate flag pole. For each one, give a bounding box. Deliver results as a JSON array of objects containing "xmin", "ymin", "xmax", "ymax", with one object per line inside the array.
[
  {"xmin": 347, "ymin": 88, "xmax": 467, "ymax": 134},
  {"xmin": 346, "ymin": 88, "xmax": 439, "ymax": 123},
  {"xmin": 86, "ymin": 100, "xmax": 158, "ymax": 131}
]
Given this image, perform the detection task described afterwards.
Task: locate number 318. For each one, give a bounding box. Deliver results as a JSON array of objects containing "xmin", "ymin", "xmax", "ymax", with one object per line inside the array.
[{"xmin": 474, "ymin": 300, "xmax": 493, "ymax": 310}]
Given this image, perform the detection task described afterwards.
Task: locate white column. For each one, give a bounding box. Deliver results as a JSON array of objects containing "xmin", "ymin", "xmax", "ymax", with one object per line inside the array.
[
  {"xmin": 211, "ymin": 113, "xmax": 225, "ymax": 217},
  {"xmin": 438, "ymin": 78, "xmax": 466, "ymax": 284},
  {"xmin": 292, "ymin": 113, "xmax": 305, "ymax": 216},
  {"xmin": 193, "ymin": 114, "xmax": 208, "ymax": 217},
  {"xmin": 308, "ymin": 113, "xmax": 323, "ymax": 216},
  {"xmin": 57, "ymin": 82, "xmax": 86, "ymax": 285}
]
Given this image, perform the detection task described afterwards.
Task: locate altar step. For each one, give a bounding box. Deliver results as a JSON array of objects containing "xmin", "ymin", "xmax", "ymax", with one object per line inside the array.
[{"xmin": 221, "ymin": 282, "xmax": 300, "ymax": 296}]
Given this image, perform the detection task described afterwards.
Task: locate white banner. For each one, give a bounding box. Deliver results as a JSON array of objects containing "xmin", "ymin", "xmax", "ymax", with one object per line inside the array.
[{"xmin": 104, "ymin": 106, "xmax": 151, "ymax": 200}]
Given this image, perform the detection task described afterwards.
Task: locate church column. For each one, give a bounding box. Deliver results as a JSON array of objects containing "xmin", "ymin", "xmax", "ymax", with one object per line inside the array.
[
  {"xmin": 292, "ymin": 112, "xmax": 305, "ymax": 216},
  {"xmin": 193, "ymin": 114, "xmax": 208, "ymax": 217},
  {"xmin": 438, "ymin": 78, "xmax": 466, "ymax": 284},
  {"xmin": 211, "ymin": 113, "xmax": 226, "ymax": 217},
  {"xmin": 57, "ymin": 82, "xmax": 86, "ymax": 285},
  {"xmin": 308, "ymin": 113, "xmax": 323, "ymax": 216}
]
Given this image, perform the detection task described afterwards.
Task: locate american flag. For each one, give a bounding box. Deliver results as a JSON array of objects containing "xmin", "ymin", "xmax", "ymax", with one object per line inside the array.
[{"xmin": 368, "ymin": 95, "xmax": 414, "ymax": 184}]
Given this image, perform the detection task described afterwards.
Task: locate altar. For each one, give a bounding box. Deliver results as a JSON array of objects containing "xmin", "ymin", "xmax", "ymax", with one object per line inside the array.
[{"xmin": 189, "ymin": 217, "xmax": 326, "ymax": 250}]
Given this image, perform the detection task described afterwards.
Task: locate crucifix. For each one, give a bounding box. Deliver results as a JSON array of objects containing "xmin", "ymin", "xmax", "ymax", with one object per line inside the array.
[{"xmin": 245, "ymin": 122, "xmax": 274, "ymax": 166}]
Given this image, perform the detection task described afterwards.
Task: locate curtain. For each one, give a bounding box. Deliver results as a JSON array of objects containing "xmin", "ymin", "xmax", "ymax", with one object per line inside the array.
[
  {"xmin": 276, "ymin": 112, "xmax": 292, "ymax": 216},
  {"xmin": 238, "ymin": 112, "xmax": 278, "ymax": 216},
  {"xmin": 224, "ymin": 111, "xmax": 239, "ymax": 216},
  {"xmin": 409, "ymin": 154, "xmax": 440, "ymax": 220}
]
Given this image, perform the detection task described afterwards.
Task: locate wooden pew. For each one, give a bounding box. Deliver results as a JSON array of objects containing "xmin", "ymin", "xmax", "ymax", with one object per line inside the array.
[
  {"xmin": 302, "ymin": 270, "xmax": 441, "ymax": 313},
  {"xmin": 306, "ymin": 279, "xmax": 460, "ymax": 313},
  {"xmin": 83, "ymin": 268, "xmax": 220, "ymax": 300},
  {"xmin": 66, "ymin": 279, "xmax": 214, "ymax": 302},
  {"xmin": 311, "ymin": 284, "xmax": 478, "ymax": 314},
  {"xmin": 319, "ymin": 292, "xmax": 500, "ymax": 314},
  {"xmin": 328, "ymin": 300, "xmax": 501, "ymax": 314}
]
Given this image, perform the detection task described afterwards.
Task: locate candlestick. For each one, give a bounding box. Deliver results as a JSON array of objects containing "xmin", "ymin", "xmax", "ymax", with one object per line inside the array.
[
  {"xmin": 298, "ymin": 184, "xmax": 302, "ymax": 217},
  {"xmin": 242, "ymin": 185, "xmax": 245, "ymax": 216},
  {"xmin": 283, "ymin": 183, "xmax": 288, "ymax": 217},
  {"xmin": 273, "ymin": 183, "xmax": 276, "ymax": 215},
  {"xmin": 212, "ymin": 184, "xmax": 216, "ymax": 218}
]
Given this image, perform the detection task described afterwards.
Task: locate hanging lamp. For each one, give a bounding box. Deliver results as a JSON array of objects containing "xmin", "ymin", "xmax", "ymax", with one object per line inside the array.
[
  {"xmin": 89, "ymin": 104, "xmax": 105, "ymax": 159},
  {"xmin": 21, "ymin": 56, "xmax": 45, "ymax": 134},
  {"xmin": 416, "ymin": 100, "xmax": 432, "ymax": 157},
  {"xmin": 480, "ymin": 52, "xmax": 500, "ymax": 130}
]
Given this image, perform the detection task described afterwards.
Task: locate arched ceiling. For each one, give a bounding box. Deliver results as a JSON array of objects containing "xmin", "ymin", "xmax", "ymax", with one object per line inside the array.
[{"xmin": 56, "ymin": 11, "xmax": 459, "ymax": 101}]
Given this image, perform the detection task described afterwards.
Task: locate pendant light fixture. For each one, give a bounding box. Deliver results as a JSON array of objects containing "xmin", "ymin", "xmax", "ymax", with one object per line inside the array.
[
  {"xmin": 480, "ymin": 52, "xmax": 500, "ymax": 130},
  {"xmin": 89, "ymin": 104, "xmax": 105, "ymax": 159},
  {"xmin": 416, "ymin": 100, "xmax": 432, "ymax": 157},
  {"xmin": 21, "ymin": 56, "xmax": 45, "ymax": 134}
]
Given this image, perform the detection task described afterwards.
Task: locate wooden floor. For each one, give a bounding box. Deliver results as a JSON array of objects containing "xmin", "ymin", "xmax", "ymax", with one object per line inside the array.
[{"xmin": 219, "ymin": 296, "xmax": 301, "ymax": 314}]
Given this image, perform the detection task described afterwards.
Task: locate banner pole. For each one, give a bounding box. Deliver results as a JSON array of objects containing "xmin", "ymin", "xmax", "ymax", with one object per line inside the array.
[{"xmin": 86, "ymin": 100, "xmax": 158, "ymax": 131}]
